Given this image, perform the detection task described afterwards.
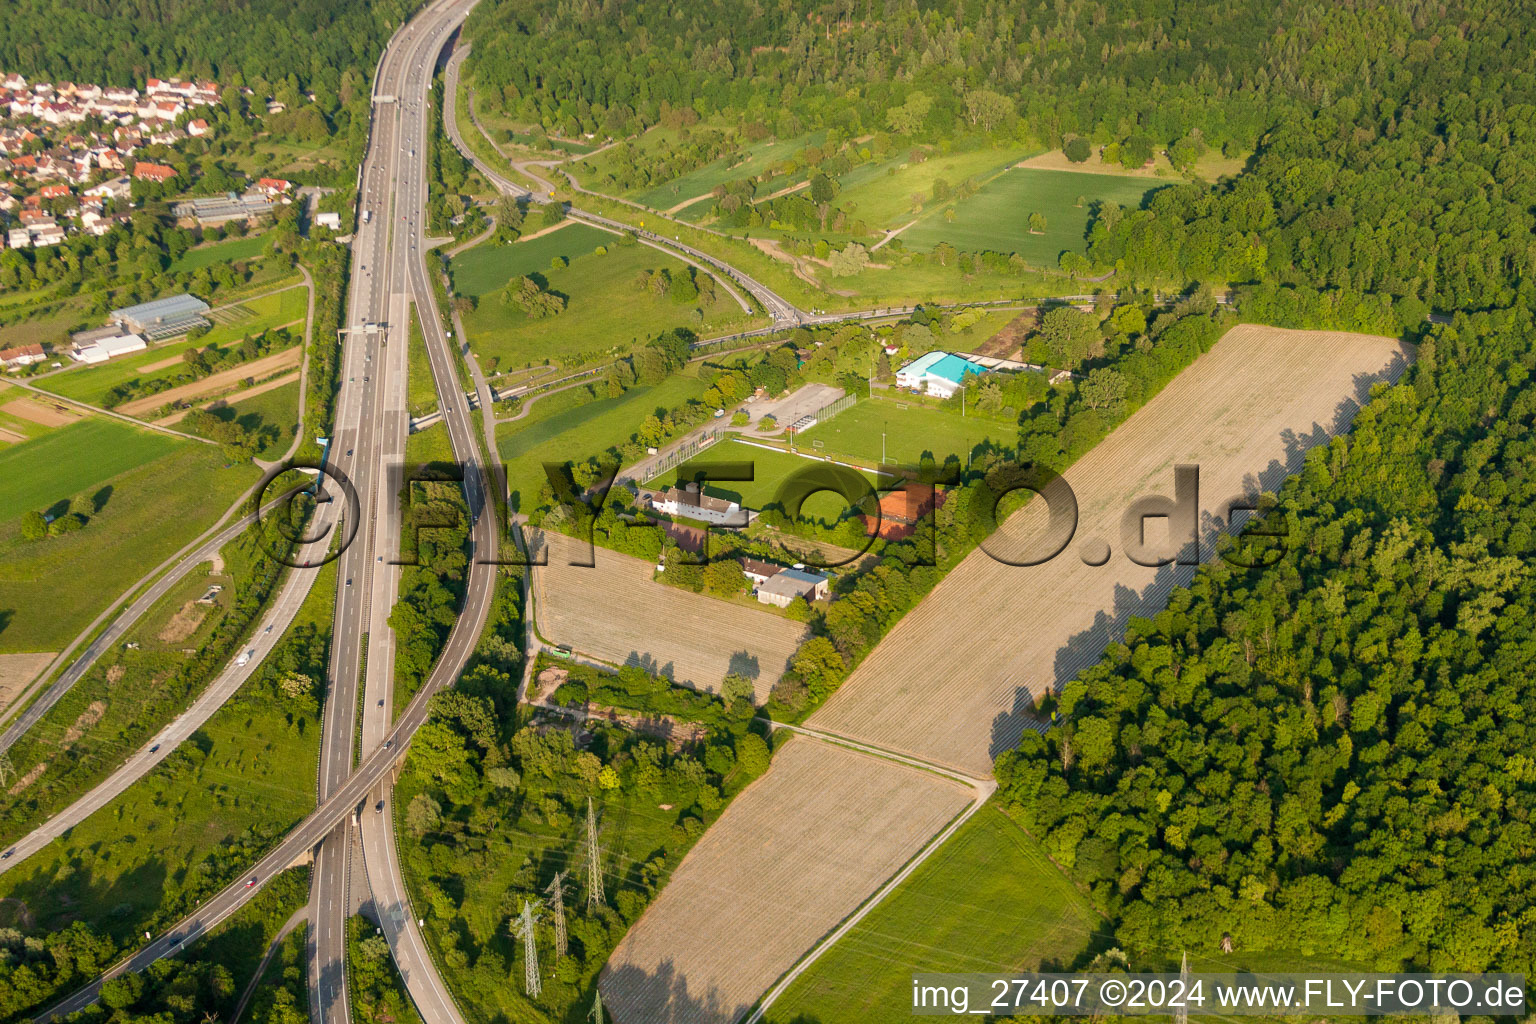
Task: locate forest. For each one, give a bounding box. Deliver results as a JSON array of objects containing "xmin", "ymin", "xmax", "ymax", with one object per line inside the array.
[
  {"xmin": 0, "ymin": 0, "xmax": 413, "ymax": 93},
  {"xmin": 998, "ymin": 303, "xmax": 1536, "ymax": 973}
]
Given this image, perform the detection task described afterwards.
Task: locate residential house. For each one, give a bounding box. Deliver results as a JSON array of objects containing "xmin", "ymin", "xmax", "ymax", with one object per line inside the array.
[
  {"xmin": 654, "ymin": 483, "xmax": 747, "ymax": 526},
  {"xmin": 739, "ymin": 558, "xmax": 785, "ymax": 588},
  {"xmin": 0, "ymin": 343, "xmax": 45, "ymax": 370},
  {"xmin": 85, "ymin": 175, "xmax": 130, "ymax": 200},
  {"xmin": 132, "ymin": 161, "xmax": 175, "ymax": 182}
]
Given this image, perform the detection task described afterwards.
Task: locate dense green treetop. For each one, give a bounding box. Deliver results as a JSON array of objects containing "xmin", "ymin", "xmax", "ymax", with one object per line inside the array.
[{"xmin": 0, "ymin": 0, "xmax": 415, "ymax": 90}]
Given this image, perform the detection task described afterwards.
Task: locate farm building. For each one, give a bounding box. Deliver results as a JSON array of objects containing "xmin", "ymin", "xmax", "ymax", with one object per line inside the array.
[
  {"xmin": 756, "ymin": 567, "xmax": 830, "ymax": 608},
  {"xmin": 110, "ymin": 293, "xmax": 210, "ymax": 340},
  {"xmin": 71, "ymin": 332, "xmax": 146, "ymax": 363},
  {"xmin": 895, "ymin": 350, "xmax": 988, "ymax": 398},
  {"xmin": 0, "ymin": 343, "xmax": 45, "ymax": 370},
  {"xmin": 654, "ymin": 483, "xmax": 747, "ymax": 526}
]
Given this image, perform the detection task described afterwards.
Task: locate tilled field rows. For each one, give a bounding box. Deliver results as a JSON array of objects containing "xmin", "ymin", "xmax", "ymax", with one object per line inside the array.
[
  {"xmin": 601, "ymin": 735, "xmax": 974, "ymax": 1024},
  {"xmin": 530, "ymin": 529, "xmax": 808, "ymax": 701},
  {"xmin": 598, "ymin": 326, "xmax": 1412, "ymax": 1024},
  {"xmin": 811, "ymin": 326, "xmax": 1413, "ymax": 774}
]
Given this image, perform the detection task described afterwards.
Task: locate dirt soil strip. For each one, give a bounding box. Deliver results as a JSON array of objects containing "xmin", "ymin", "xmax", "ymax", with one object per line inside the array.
[
  {"xmin": 530, "ymin": 530, "xmax": 807, "ymax": 702},
  {"xmin": 811, "ymin": 325, "xmax": 1414, "ymax": 775},
  {"xmin": 116, "ymin": 346, "xmax": 303, "ymax": 419},
  {"xmin": 2, "ymin": 396, "xmax": 82, "ymax": 427},
  {"xmin": 155, "ymin": 369, "xmax": 301, "ymax": 427},
  {"xmin": 0, "ymin": 653, "xmax": 56, "ymax": 714},
  {"xmin": 600, "ymin": 735, "xmax": 974, "ymax": 1024}
]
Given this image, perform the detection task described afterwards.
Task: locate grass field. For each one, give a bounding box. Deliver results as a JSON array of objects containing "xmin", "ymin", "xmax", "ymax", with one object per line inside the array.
[
  {"xmin": 450, "ymin": 224, "xmax": 614, "ymax": 293},
  {"xmin": 602, "ymin": 736, "xmax": 974, "ymax": 1024},
  {"xmin": 835, "ymin": 146, "xmax": 1032, "ymax": 230},
  {"xmin": 0, "ymin": 419, "xmax": 259, "ymax": 653},
  {"xmin": 764, "ymin": 804, "xmax": 1101, "ymax": 1023},
  {"xmin": 0, "ymin": 416, "xmax": 179, "ymax": 512},
  {"xmin": 190, "ymin": 379, "xmax": 301, "ymax": 459},
  {"xmin": 628, "ymin": 130, "xmax": 826, "ymax": 210},
  {"xmin": 406, "ymin": 304, "xmax": 438, "ymax": 418},
  {"xmin": 903, "ymin": 167, "xmax": 1165, "ymax": 265},
  {"xmin": 170, "ymin": 231, "xmax": 274, "ymax": 273},
  {"xmin": 405, "ymin": 420, "xmax": 457, "ymax": 465},
  {"xmin": 792, "ymin": 395, "xmax": 1013, "ymax": 469},
  {"xmin": 0, "ymin": 558, "xmax": 330, "ymax": 946},
  {"xmin": 453, "ymin": 233, "xmax": 747, "ymax": 371},
  {"xmin": 496, "ymin": 372, "xmax": 708, "ymax": 511},
  {"xmin": 652, "ymin": 438, "xmax": 882, "ymax": 521}
]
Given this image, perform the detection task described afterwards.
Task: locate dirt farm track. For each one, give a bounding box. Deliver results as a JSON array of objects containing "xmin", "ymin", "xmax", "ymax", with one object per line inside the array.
[{"xmin": 598, "ymin": 325, "xmax": 1415, "ymax": 1024}]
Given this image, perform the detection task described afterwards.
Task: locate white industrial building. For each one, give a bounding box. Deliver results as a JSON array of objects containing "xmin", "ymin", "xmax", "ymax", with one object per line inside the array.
[{"xmin": 71, "ymin": 332, "xmax": 146, "ymax": 363}]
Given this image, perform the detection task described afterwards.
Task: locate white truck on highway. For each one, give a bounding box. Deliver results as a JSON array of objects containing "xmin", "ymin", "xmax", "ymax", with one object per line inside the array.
[{"xmin": 362, "ymin": 209, "xmax": 372, "ymax": 224}]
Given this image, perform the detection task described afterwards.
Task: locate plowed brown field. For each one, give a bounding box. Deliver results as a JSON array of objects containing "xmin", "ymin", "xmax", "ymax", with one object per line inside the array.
[
  {"xmin": 601, "ymin": 735, "xmax": 973, "ymax": 1024},
  {"xmin": 597, "ymin": 326, "xmax": 1412, "ymax": 1022},
  {"xmin": 529, "ymin": 529, "xmax": 807, "ymax": 701},
  {"xmin": 811, "ymin": 325, "xmax": 1412, "ymax": 774}
]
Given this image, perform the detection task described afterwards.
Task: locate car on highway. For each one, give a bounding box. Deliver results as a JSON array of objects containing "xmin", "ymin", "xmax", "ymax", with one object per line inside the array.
[
  {"xmin": 234, "ymin": 649, "xmax": 254, "ymax": 667},
  {"xmin": 246, "ymin": 877, "xmax": 257, "ymax": 888},
  {"xmin": 149, "ymin": 744, "xmax": 159, "ymax": 753},
  {"xmin": 375, "ymin": 800, "xmax": 385, "ymax": 813}
]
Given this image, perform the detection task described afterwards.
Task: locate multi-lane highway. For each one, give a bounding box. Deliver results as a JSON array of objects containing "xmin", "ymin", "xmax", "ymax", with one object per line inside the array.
[
  {"xmin": 304, "ymin": 2, "xmax": 497, "ymax": 1022},
  {"xmin": 28, "ymin": 2, "xmax": 800, "ymax": 1021},
  {"xmin": 27, "ymin": 2, "xmax": 496, "ymax": 1020}
]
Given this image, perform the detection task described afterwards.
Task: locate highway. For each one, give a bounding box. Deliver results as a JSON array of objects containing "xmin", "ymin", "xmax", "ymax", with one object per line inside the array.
[
  {"xmin": 29, "ymin": 4, "xmax": 800, "ymax": 1021},
  {"xmin": 351, "ymin": 7, "xmax": 501, "ymax": 1022},
  {"xmin": 302, "ymin": 3, "xmax": 495, "ymax": 1023}
]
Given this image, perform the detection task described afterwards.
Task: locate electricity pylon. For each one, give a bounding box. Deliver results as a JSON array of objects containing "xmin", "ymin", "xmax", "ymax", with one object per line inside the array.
[
  {"xmin": 512, "ymin": 899, "xmax": 543, "ymax": 997},
  {"xmin": 585, "ymin": 798, "xmax": 605, "ymax": 911},
  {"xmin": 589, "ymin": 990, "xmax": 605, "ymax": 1024},
  {"xmin": 545, "ymin": 871, "xmax": 570, "ymax": 958}
]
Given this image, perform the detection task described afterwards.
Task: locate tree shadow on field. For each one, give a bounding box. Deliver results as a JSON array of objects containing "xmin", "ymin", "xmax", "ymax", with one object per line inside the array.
[
  {"xmin": 598, "ymin": 958, "xmax": 754, "ymax": 1024},
  {"xmin": 986, "ymin": 345, "xmax": 1414, "ymax": 762},
  {"xmin": 90, "ymin": 485, "xmax": 113, "ymax": 514},
  {"xmin": 725, "ymin": 651, "xmax": 760, "ymax": 681},
  {"xmin": 623, "ymin": 651, "xmax": 677, "ymax": 682},
  {"xmin": 0, "ymin": 609, "xmax": 11, "ymax": 643}
]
